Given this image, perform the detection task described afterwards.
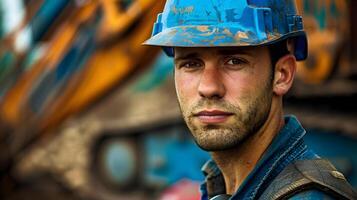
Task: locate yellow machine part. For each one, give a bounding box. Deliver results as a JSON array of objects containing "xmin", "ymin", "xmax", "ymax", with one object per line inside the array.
[
  {"xmin": 38, "ymin": 0, "xmax": 164, "ymax": 133},
  {"xmin": 0, "ymin": 1, "xmax": 98, "ymax": 129},
  {"xmin": 295, "ymin": 0, "xmax": 349, "ymax": 84},
  {"xmin": 0, "ymin": 0, "xmax": 165, "ymax": 134}
]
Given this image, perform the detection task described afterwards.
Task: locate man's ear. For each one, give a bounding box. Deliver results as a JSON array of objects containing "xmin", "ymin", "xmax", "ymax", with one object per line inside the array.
[{"xmin": 273, "ymin": 54, "xmax": 297, "ymax": 96}]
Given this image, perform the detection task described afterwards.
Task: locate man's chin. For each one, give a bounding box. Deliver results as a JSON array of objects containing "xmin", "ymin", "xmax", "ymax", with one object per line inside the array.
[
  {"xmin": 193, "ymin": 134, "xmax": 243, "ymax": 152},
  {"xmin": 195, "ymin": 141, "xmax": 239, "ymax": 152},
  {"xmin": 190, "ymin": 126, "xmax": 251, "ymax": 151}
]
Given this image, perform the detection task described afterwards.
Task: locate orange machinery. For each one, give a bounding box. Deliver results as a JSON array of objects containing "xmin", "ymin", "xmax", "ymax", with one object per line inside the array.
[
  {"xmin": 296, "ymin": 0, "xmax": 351, "ymax": 84},
  {"xmin": 0, "ymin": 0, "xmax": 165, "ymax": 155}
]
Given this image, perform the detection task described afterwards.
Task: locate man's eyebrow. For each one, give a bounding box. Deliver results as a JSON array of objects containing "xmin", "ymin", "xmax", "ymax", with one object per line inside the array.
[
  {"xmin": 174, "ymin": 49, "xmax": 253, "ymax": 63},
  {"xmin": 174, "ymin": 53, "xmax": 201, "ymax": 62},
  {"xmin": 217, "ymin": 49, "xmax": 253, "ymax": 56}
]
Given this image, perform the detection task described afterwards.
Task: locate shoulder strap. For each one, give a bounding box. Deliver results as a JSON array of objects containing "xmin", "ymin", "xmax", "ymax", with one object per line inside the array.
[{"xmin": 259, "ymin": 159, "xmax": 357, "ymax": 200}]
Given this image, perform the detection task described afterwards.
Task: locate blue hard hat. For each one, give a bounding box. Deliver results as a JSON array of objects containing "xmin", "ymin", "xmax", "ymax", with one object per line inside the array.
[{"xmin": 144, "ymin": 0, "xmax": 308, "ymax": 61}]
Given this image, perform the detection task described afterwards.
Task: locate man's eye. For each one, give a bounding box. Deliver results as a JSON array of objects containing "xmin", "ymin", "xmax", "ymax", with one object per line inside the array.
[
  {"xmin": 179, "ymin": 61, "xmax": 202, "ymax": 69},
  {"xmin": 226, "ymin": 58, "xmax": 246, "ymax": 65}
]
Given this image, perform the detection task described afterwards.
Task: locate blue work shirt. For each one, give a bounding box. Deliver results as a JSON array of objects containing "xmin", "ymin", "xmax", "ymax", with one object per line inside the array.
[{"xmin": 200, "ymin": 115, "xmax": 335, "ymax": 200}]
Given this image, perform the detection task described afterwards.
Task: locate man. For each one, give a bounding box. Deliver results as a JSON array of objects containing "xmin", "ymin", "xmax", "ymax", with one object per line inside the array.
[{"xmin": 144, "ymin": 0, "xmax": 356, "ymax": 199}]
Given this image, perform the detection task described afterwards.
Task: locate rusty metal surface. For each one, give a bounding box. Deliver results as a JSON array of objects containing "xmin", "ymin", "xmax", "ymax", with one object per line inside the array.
[
  {"xmin": 285, "ymin": 106, "xmax": 357, "ymax": 138},
  {"xmin": 296, "ymin": 0, "xmax": 352, "ymax": 84}
]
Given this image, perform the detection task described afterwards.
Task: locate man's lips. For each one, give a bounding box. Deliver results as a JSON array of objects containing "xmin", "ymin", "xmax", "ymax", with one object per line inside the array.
[{"xmin": 193, "ymin": 110, "xmax": 233, "ymax": 124}]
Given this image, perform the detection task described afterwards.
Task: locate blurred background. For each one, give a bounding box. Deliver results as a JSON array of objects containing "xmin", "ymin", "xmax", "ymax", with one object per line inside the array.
[{"xmin": 0, "ymin": 0, "xmax": 356, "ymax": 199}]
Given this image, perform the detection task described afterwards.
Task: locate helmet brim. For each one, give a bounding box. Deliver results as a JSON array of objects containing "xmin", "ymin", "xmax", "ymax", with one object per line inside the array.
[{"xmin": 143, "ymin": 25, "xmax": 308, "ymax": 61}]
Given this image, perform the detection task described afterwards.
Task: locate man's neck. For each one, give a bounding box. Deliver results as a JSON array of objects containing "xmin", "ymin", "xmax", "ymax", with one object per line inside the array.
[{"xmin": 210, "ymin": 101, "xmax": 285, "ymax": 195}]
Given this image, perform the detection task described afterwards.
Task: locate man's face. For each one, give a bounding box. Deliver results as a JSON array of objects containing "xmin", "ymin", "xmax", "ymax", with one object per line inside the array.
[{"xmin": 174, "ymin": 47, "xmax": 274, "ymax": 151}]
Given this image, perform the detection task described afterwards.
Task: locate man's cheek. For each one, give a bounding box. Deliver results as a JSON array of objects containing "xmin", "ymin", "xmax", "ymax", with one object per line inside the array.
[{"xmin": 177, "ymin": 86, "xmax": 191, "ymax": 104}]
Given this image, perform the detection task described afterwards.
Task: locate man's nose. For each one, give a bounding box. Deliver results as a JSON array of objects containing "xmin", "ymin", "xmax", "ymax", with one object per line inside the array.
[{"xmin": 198, "ymin": 67, "xmax": 225, "ymax": 99}]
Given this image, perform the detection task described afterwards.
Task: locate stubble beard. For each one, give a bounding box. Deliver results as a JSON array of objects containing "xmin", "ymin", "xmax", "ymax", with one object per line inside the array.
[{"xmin": 179, "ymin": 85, "xmax": 273, "ymax": 152}]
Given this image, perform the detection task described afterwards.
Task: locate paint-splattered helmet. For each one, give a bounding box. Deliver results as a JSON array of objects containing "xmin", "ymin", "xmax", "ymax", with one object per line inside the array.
[{"xmin": 144, "ymin": 0, "xmax": 308, "ymax": 60}]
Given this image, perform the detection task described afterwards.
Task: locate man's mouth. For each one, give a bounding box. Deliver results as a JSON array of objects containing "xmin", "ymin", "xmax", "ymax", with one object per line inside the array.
[{"xmin": 193, "ymin": 110, "xmax": 233, "ymax": 124}]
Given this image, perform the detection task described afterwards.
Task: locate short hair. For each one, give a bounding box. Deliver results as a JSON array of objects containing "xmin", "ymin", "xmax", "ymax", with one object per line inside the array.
[
  {"xmin": 268, "ymin": 39, "xmax": 290, "ymax": 68},
  {"xmin": 267, "ymin": 39, "xmax": 290, "ymax": 82}
]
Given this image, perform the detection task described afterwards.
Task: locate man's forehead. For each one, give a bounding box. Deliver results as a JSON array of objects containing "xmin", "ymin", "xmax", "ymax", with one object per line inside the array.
[{"xmin": 174, "ymin": 46, "xmax": 265, "ymax": 59}]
